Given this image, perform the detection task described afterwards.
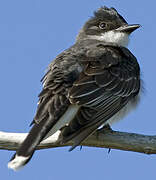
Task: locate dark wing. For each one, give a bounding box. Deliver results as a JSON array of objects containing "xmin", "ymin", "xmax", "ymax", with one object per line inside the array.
[
  {"xmin": 33, "ymin": 67, "xmax": 70, "ymax": 125},
  {"xmin": 61, "ymin": 46, "xmax": 140, "ymax": 150},
  {"xmin": 14, "ymin": 62, "xmax": 78, "ymax": 162}
]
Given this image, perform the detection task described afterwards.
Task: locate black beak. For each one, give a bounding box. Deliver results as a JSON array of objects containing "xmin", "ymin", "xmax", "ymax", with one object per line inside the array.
[{"xmin": 116, "ymin": 24, "xmax": 141, "ymax": 33}]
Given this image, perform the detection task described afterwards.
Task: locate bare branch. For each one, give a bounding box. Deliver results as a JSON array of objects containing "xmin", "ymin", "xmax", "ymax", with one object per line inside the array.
[{"xmin": 0, "ymin": 129, "xmax": 156, "ymax": 154}]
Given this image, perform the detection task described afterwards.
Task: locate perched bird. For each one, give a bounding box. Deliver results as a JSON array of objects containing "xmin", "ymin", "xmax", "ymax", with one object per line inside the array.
[{"xmin": 8, "ymin": 6, "xmax": 141, "ymax": 170}]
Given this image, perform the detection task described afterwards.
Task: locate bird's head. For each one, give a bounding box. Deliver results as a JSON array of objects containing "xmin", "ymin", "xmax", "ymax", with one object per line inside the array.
[{"xmin": 77, "ymin": 6, "xmax": 140, "ymax": 47}]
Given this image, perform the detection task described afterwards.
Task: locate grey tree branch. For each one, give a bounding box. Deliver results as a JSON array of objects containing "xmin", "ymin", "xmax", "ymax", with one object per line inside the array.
[{"xmin": 0, "ymin": 129, "xmax": 156, "ymax": 154}]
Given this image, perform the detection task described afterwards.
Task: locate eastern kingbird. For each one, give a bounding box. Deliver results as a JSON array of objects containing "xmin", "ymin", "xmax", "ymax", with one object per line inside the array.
[{"xmin": 8, "ymin": 6, "xmax": 141, "ymax": 170}]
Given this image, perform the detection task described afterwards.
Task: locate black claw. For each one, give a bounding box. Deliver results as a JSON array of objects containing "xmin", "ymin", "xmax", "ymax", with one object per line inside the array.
[{"xmin": 108, "ymin": 148, "xmax": 111, "ymax": 154}]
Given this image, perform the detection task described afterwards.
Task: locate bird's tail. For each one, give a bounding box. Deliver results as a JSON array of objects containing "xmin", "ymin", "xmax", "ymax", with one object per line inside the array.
[
  {"xmin": 8, "ymin": 152, "xmax": 34, "ymax": 171},
  {"xmin": 8, "ymin": 115, "xmax": 55, "ymax": 171},
  {"xmin": 8, "ymin": 103, "xmax": 79, "ymax": 171}
]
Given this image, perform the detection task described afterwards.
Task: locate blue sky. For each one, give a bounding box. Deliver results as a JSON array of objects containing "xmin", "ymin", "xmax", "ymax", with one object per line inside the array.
[{"xmin": 0, "ymin": 0, "xmax": 155, "ymax": 179}]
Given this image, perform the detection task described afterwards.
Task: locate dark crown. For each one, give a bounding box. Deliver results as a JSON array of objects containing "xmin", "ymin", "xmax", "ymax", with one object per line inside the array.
[{"xmin": 94, "ymin": 6, "xmax": 127, "ymax": 24}]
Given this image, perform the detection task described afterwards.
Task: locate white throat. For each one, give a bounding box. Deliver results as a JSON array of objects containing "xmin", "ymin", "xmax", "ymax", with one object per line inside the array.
[{"xmin": 88, "ymin": 31, "xmax": 129, "ymax": 47}]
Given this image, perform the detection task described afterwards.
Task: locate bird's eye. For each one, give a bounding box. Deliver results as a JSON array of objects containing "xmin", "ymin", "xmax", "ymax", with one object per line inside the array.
[{"xmin": 99, "ymin": 22, "xmax": 107, "ymax": 29}]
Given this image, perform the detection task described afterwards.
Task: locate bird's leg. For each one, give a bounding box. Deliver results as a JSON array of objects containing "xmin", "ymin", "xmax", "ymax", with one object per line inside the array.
[{"xmin": 97, "ymin": 124, "xmax": 113, "ymax": 153}]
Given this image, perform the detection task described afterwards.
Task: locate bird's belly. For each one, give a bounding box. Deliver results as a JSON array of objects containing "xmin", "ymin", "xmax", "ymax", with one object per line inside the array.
[
  {"xmin": 43, "ymin": 105, "xmax": 80, "ymax": 140},
  {"xmin": 107, "ymin": 95, "xmax": 140, "ymax": 125}
]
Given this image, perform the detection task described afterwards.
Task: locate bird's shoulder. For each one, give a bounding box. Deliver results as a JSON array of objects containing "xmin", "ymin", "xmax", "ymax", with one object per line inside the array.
[
  {"xmin": 83, "ymin": 42, "xmax": 139, "ymax": 70},
  {"xmin": 68, "ymin": 42, "xmax": 140, "ymax": 105}
]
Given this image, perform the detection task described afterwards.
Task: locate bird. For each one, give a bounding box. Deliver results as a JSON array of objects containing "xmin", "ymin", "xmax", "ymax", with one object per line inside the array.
[{"xmin": 8, "ymin": 6, "xmax": 141, "ymax": 170}]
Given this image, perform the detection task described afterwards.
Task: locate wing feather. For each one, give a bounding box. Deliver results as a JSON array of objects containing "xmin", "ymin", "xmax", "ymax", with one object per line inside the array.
[{"xmin": 61, "ymin": 45, "xmax": 140, "ymax": 149}]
